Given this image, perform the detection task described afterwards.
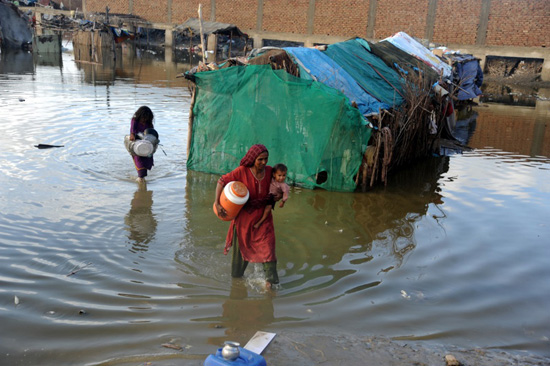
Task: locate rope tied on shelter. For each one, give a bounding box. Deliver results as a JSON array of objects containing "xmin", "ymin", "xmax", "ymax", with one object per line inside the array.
[{"xmin": 380, "ymin": 127, "xmax": 393, "ymax": 184}]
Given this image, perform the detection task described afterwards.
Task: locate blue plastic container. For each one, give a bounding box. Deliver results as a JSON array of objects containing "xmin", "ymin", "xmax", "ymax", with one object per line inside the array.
[{"xmin": 204, "ymin": 346, "xmax": 266, "ymax": 366}]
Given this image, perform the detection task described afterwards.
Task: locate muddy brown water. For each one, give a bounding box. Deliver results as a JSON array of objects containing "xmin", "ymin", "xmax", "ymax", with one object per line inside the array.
[{"xmin": 1, "ymin": 46, "xmax": 549, "ymax": 365}]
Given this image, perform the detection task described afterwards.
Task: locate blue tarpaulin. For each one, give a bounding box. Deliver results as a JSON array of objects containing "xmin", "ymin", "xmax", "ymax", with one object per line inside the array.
[
  {"xmin": 285, "ymin": 47, "xmax": 390, "ymax": 116},
  {"xmin": 451, "ymin": 56, "xmax": 483, "ymax": 100}
]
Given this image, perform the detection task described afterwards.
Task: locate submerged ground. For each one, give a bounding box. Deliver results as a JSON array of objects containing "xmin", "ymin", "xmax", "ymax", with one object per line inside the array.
[{"xmin": 1, "ymin": 46, "xmax": 549, "ymax": 366}]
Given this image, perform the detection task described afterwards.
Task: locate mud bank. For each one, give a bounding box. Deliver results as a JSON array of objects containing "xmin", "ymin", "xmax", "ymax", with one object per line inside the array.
[
  {"xmin": 265, "ymin": 331, "xmax": 549, "ymax": 366},
  {"xmin": 98, "ymin": 330, "xmax": 549, "ymax": 366}
]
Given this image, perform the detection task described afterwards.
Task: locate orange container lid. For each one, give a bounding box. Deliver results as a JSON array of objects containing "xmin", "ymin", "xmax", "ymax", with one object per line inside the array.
[{"xmin": 230, "ymin": 181, "xmax": 248, "ymax": 198}]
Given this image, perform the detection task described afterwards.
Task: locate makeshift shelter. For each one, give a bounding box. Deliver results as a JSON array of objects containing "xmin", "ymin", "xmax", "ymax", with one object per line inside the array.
[
  {"xmin": 175, "ymin": 18, "xmax": 248, "ymax": 59},
  {"xmin": 175, "ymin": 18, "xmax": 246, "ymax": 38},
  {"xmin": 185, "ymin": 35, "xmax": 459, "ymax": 191},
  {"xmin": 186, "ymin": 64, "xmax": 372, "ymax": 192}
]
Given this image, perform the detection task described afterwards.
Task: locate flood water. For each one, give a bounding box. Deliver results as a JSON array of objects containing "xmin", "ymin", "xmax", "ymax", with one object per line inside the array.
[{"xmin": 1, "ymin": 45, "xmax": 549, "ymax": 365}]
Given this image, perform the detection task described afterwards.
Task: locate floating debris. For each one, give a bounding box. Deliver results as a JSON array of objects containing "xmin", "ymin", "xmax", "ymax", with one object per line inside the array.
[
  {"xmin": 66, "ymin": 262, "xmax": 92, "ymax": 276},
  {"xmin": 161, "ymin": 343, "xmax": 183, "ymax": 351},
  {"xmin": 34, "ymin": 144, "xmax": 65, "ymax": 149},
  {"xmin": 445, "ymin": 354, "xmax": 461, "ymax": 366}
]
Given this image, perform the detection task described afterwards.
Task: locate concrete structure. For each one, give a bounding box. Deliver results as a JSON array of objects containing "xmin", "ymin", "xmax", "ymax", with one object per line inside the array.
[{"xmin": 449, "ymin": 44, "xmax": 550, "ymax": 83}]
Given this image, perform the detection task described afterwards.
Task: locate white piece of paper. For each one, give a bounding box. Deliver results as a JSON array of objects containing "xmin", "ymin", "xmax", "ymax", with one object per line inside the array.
[{"xmin": 243, "ymin": 331, "xmax": 276, "ymax": 355}]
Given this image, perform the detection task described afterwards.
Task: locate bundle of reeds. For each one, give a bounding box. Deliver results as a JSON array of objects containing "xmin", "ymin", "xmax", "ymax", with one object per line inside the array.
[{"xmin": 360, "ymin": 72, "xmax": 450, "ymax": 190}]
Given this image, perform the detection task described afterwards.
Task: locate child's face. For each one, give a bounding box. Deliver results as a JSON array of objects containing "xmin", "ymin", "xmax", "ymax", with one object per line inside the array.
[{"xmin": 274, "ymin": 170, "xmax": 286, "ymax": 183}]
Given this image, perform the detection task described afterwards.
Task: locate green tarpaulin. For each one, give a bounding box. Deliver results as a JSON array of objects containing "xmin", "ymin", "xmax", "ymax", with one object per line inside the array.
[
  {"xmin": 324, "ymin": 38, "xmax": 405, "ymax": 107},
  {"xmin": 187, "ymin": 64, "xmax": 372, "ymax": 192}
]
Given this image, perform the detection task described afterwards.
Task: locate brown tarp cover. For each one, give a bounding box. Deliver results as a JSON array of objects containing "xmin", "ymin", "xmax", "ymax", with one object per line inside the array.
[
  {"xmin": 369, "ymin": 40, "xmax": 440, "ymax": 85},
  {"xmin": 248, "ymin": 49, "xmax": 300, "ymax": 77},
  {"xmin": 175, "ymin": 18, "xmax": 246, "ymax": 38}
]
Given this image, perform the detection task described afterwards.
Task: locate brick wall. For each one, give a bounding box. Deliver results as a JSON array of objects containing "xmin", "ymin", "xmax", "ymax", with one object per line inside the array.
[
  {"xmin": 374, "ymin": 0, "xmax": 429, "ymax": 40},
  {"xmin": 486, "ymin": 0, "xmax": 550, "ymax": 47},
  {"xmin": 216, "ymin": 0, "xmax": 258, "ymax": 31},
  {"xmin": 313, "ymin": 0, "xmax": 370, "ymax": 38},
  {"xmin": 261, "ymin": 0, "xmax": 310, "ymax": 34},
  {"xmin": 84, "ymin": 0, "xmax": 550, "ymax": 47},
  {"xmin": 133, "ymin": 0, "xmax": 167, "ymax": 23},
  {"xmin": 170, "ymin": 1, "xmax": 213, "ymax": 24},
  {"xmin": 433, "ymin": 0, "xmax": 481, "ymax": 45},
  {"xmin": 86, "ymin": 0, "xmax": 129, "ymax": 15}
]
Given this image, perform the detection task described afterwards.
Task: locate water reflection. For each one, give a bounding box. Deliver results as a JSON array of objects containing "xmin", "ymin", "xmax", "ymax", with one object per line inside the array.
[
  {"xmin": 71, "ymin": 43, "xmax": 194, "ymax": 87},
  {"xmin": 353, "ymin": 156, "xmax": 447, "ymax": 264},
  {"xmin": 181, "ymin": 152, "xmax": 448, "ymax": 298},
  {"xmin": 454, "ymin": 107, "xmax": 478, "ymax": 145},
  {"xmin": 72, "ymin": 43, "xmax": 118, "ymax": 84},
  {"xmin": 0, "ymin": 50, "xmax": 34, "ymax": 74},
  {"xmin": 481, "ymin": 81, "xmax": 538, "ymax": 106},
  {"xmin": 33, "ymin": 50, "xmax": 62, "ymax": 68},
  {"xmin": 206, "ymin": 280, "xmax": 276, "ymax": 346},
  {"xmin": 470, "ymin": 101, "xmax": 550, "ymax": 157},
  {"xmin": 124, "ymin": 183, "xmax": 157, "ymax": 253}
]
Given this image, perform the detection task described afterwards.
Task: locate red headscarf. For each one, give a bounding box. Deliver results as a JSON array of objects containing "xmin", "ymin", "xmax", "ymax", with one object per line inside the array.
[{"xmin": 239, "ymin": 144, "xmax": 268, "ymax": 167}]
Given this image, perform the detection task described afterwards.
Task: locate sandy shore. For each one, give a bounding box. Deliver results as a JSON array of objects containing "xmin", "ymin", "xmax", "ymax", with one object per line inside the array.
[{"xmin": 264, "ymin": 331, "xmax": 549, "ymax": 366}]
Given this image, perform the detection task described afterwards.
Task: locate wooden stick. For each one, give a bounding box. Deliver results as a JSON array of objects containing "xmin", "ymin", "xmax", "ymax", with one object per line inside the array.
[
  {"xmin": 187, "ymin": 86, "xmax": 196, "ymax": 159},
  {"xmin": 351, "ymin": 52, "xmax": 405, "ymax": 100},
  {"xmin": 366, "ymin": 61, "xmax": 406, "ymax": 100},
  {"xmin": 73, "ymin": 59, "xmax": 102, "ymax": 65}
]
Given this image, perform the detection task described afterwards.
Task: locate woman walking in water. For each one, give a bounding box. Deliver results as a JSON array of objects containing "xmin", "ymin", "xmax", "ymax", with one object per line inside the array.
[
  {"xmin": 129, "ymin": 106, "xmax": 155, "ymax": 182},
  {"xmin": 214, "ymin": 144, "xmax": 279, "ymax": 288}
]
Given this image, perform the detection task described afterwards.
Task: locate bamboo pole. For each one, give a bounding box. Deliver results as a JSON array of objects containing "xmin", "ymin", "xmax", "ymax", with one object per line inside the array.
[{"xmin": 198, "ymin": 4, "xmax": 206, "ymax": 64}]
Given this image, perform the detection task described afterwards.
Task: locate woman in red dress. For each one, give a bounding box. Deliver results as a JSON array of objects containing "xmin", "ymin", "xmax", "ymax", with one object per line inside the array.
[{"xmin": 214, "ymin": 144, "xmax": 278, "ymax": 287}]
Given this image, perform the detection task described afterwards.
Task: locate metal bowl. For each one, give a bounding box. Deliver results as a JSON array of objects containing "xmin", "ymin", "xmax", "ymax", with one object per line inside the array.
[{"xmin": 221, "ymin": 341, "xmax": 240, "ymax": 361}]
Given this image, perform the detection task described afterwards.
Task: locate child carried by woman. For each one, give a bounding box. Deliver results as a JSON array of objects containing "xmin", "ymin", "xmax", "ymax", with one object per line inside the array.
[{"xmin": 254, "ymin": 163, "xmax": 289, "ymax": 229}]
